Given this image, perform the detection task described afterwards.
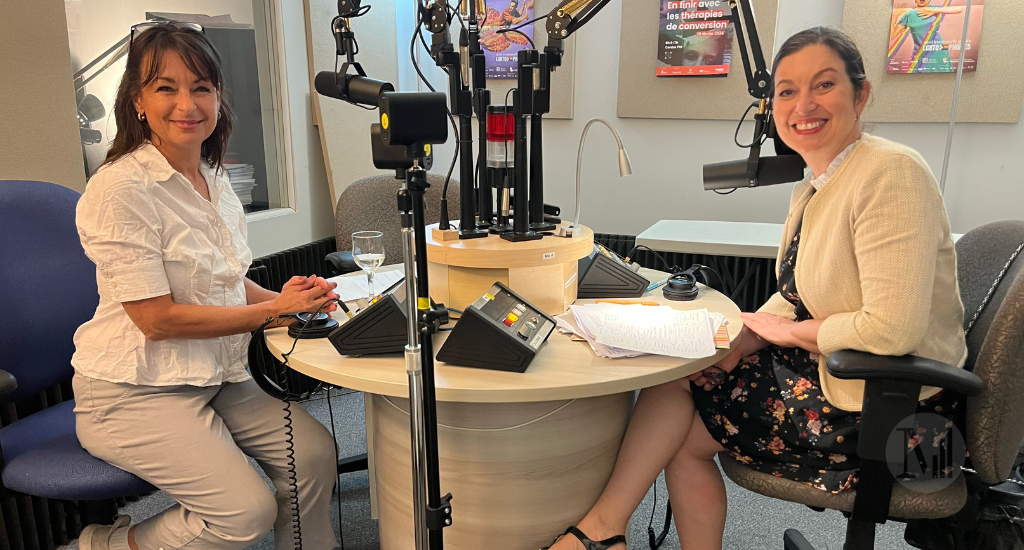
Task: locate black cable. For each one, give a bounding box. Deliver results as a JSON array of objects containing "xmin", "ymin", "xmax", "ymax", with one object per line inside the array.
[
  {"xmin": 733, "ymin": 101, "xmax": 760, "ymax": 148},
  {"xmin": 282, "ymin": 401, "xmax": 304, "ymax": 549},
  {"xmin": 268, "ymin": 312, "xmax": 306, "ymax": 550},
  {"xmin": 497, "ymin": 13, "xmax": 547, "ymax": 34},
  {"xmin": 503, "ymin": 87, "xmax": 515, "ymax": 188},
  {"xmin": 625, "ymin": 244, "xmax": 679, "ymax": 274},
  {"xmin": 326, "ymin": 388, "xmax": 345, "ymax": 550},
  {"xmin": 501, "ymin": 29, "xmax": 534, "ymax": 48},
  {"xmin": 449, "ymin": 0, "xmax": 467, "ymax": 31},
  {"xmin": 646, "ymin": 482, "xmax": 673, "ymax": 549},
  {"xmin": 410, "ymin": 18, "xmax": 460, "ymax": 203}
]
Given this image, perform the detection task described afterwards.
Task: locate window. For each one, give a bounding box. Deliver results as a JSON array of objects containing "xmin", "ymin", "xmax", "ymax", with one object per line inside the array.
[{"xmin": 65, "ymin": 0, "xmax": 290, "ymax": 214}]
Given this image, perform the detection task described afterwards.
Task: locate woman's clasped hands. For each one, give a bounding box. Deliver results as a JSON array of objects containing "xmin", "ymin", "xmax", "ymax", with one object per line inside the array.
[{"xmin": 272, "ymin": 275, "xmax": 340, "ymax": 317}]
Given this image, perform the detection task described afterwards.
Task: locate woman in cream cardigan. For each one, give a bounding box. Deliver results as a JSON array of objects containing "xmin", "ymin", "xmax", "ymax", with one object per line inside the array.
[{"xmin": 543, "ymin": 27, "xmax": 967, "ymax": 550}]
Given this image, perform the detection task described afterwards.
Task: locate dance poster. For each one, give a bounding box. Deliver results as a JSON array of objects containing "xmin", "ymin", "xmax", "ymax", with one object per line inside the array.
[
  {"xmin": 657, "ymin": 0, "xmax": 734, "ymax": 77},
  {"xmin": 887, "ymin": 0, "xmax": 984, "ymax": 74},
  {"xmin": 479, "ymin": 0, "xmax": 535, "ymax": 79}
]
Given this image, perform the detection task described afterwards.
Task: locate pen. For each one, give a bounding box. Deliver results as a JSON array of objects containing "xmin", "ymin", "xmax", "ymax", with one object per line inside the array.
[
  {"xmin": 595, "ymin": 300, "xmax": 660, "ymax": 306},
  {"xmin": 647, "ymin": 278, "xmax": 669, "ymax": 292}
]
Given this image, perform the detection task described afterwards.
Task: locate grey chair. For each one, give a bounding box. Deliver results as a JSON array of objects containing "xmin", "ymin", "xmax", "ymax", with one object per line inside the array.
[
  {"xmin": 326, "ymin": 173, "xmax": 460, "ymax": 273},
  {"xmin": 718, "ymin": 220, "xmax": 1024, "ymax": 550}
]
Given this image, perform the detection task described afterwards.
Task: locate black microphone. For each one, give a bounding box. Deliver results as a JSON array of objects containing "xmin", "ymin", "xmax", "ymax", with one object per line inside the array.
[
  {"xmin": 703, "ymin": 152, "xmax": 805, "ymax": 191},
  {"xmin": 314, "ymin": 71, "xmax": 394, "ymax": 108}
]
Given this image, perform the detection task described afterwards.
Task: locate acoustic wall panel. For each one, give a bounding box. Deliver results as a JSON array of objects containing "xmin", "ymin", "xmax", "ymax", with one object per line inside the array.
[
  {"xmin": 844, "ymin": 0, "xmax": 1024, "ymax": 123},
  {"xmin": 616, "ymin": 0, "xmax": 780, "ymax": 120}
]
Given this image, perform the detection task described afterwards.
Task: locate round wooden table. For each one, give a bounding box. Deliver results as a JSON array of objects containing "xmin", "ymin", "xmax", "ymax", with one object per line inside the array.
[{"xmin": 265, "ymin": 268, "xmax": 742, "ymax": 549}]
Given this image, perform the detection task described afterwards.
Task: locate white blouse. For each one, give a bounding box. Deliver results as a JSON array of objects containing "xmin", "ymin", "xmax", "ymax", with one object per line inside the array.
[
  {"xmin": 72, "ymin": 143, "xmax": 253, "ymax": 386},
  {"xmin": 806, "ymin": 133, "xmax": 865, "ymax": 191}
]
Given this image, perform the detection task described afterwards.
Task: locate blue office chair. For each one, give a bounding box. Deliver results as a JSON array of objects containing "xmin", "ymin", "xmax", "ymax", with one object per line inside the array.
[{"xmin": 0, "ymin": 180, "xmax": 154, "ymax": 537}]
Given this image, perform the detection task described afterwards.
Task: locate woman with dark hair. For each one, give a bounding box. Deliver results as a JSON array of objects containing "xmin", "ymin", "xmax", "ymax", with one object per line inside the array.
[
  {"xmin": 543, "ymin": 26, "xmax": 967, "ymax": 550},
  {"xmin": 72, "ymin": 23, "xmax": 341, "ymax": 550}
]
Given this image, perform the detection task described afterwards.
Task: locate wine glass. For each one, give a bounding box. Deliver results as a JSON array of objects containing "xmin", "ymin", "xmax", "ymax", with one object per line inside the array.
[{"xmin": 352, "ymin": 231, "xmax": 385, "ymax": 301}]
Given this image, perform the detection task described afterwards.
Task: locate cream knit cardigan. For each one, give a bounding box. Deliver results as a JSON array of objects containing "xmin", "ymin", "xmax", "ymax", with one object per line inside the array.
[{"xmin": 757, "ymin": 134, "xmax": 968, "ymax": 412}]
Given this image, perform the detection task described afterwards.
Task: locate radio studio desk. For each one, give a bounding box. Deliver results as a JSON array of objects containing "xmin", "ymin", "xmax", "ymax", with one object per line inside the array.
[{"xmin": 265, "ymin": 228, "xmax": 742, "ymax": 550}]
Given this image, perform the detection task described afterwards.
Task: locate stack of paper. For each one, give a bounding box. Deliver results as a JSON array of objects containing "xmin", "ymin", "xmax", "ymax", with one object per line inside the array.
[
  {"xmin": 224, "ymin": 163, "xmax": 257, "ymax": 206},
  {"xmin": 555, "ymin": 304, "xmax": 727, "ymax": 359}
]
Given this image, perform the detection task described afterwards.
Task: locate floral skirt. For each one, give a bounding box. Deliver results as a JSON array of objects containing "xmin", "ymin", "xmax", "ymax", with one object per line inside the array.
[{"xmin": 692, "ymin": 345, "xmax": 963, "ymax": 493}]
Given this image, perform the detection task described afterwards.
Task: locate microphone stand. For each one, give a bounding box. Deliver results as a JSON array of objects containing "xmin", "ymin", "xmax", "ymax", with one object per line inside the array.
[
  {"xmin": 521, "ymin": 50, "xmax": 556, "ymax": 233},
  {"xmin": 467, "ymin": 1, "xmax": 493, "ymax": 230},
  {"xmin": 503, "ymin": 70, "xmax": 542, "ymax": 242},
  {"xmin": 397, "ymin": 152, "xmax": 453, "ymax": 550},
  {"xmin": 422, "ymin": 1, "xmax": 487, "ymax": 239}
]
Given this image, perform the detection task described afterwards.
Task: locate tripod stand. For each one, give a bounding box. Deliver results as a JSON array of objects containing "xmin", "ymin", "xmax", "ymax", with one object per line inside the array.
[{"xmin": 395, "ymin": 158, "xmax": 453, "ymax": 549}]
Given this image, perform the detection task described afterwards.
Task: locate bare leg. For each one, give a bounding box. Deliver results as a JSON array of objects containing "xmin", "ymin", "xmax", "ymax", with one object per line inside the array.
[
  {"xmin": 548, "ymin": 379, "xmax": 697, "ymax": 550},
  {"xmin": 664, "ymin": 414, "xmax": 728, "ymax": 550}
]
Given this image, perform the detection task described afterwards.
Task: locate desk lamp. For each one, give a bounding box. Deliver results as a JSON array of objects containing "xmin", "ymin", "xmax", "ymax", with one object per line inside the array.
[{"xmin": 557, "ymin": 118, "xmax": 632, "ymax": 238}]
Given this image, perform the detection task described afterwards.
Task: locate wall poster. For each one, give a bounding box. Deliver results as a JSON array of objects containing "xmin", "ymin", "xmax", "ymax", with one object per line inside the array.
[
  {"xmin": 657, "ymin": 0, "xmax": 733, "ymax": 77},
  {"xmin": 887, "ymin": 0, "xmax": 984, "ymax": 74},
  {"xmin": 480, "ymin": 0, "xmax": 535, "ymax": 79}
]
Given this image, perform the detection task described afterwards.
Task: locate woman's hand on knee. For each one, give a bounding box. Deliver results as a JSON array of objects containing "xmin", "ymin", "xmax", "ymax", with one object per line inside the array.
[{"xmin": 687, "ymin": 326, "xmax": 766, "ymax": 391}]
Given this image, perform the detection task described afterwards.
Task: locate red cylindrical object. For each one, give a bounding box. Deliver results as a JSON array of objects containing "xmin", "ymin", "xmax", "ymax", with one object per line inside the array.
[
  {"xmin": 486, "ymin": 105, "xmax": 514, "ymax": 142},
  {"xmin": 486, "ymin": 105, "xmax": 514, "ymax": 168}
]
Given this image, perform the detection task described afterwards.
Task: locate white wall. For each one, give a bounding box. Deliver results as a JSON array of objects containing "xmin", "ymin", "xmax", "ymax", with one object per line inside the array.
[{"xmin": 395, "ymin": 0, "xmax": 1023, "ymax": 237}]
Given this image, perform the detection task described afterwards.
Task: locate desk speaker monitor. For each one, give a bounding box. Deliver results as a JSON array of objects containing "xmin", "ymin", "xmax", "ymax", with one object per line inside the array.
[
  {"xmin": 328, "ymin": 279, "xmax": 440, "ymax": 355},
  {"xmin": 577, "ymin": 243, "xmax": 649, "ymax": 299},
  {"xmin": 436, "ymin": 283, "xmax": 556, "ymax": 373}
]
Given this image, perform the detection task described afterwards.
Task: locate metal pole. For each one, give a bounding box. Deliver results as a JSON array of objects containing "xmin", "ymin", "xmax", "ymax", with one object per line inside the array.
[
  {"xmin": 399, "ymin": 167, "xmax": 430, "ymax": 550},
  {"xmin": 938, "ymin": 0, "xmax": 973, "ymax": 195}
]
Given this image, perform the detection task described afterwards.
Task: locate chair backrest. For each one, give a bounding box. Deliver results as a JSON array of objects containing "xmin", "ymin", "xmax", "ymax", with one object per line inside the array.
[
  {"xmin": 0, "ymin": 181, "xmax": 99, "ymax": 401},
  {"xmin": 956, "ymin": 220, "xmax": 1024, "ymax": 484},
  {"xmin": 334, "ymin": 174, "xmax": 460, "ymax": 266}
]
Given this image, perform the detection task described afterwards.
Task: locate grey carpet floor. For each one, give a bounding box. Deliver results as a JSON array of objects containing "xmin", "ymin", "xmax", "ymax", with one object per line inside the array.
[{"xmin": 59, "ymin": 387, "xmax": 915, "ymax": 550}]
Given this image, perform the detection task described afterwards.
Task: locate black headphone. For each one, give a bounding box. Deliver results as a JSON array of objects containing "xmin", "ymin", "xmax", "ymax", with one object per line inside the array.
[
  {"xmin": 248, "ymin": 313, "xmax": 337, "ymax": 401},
  {"xmin": 663, "ymin": 264, "xmax": 723, "ymax": 301},
  {"xmin": 663, "ymin": 270, "xmax": 699, "ymax": 301},
  {"xmin": 286, "ymin": 311, "xmax": 339, "ymax": 339}
]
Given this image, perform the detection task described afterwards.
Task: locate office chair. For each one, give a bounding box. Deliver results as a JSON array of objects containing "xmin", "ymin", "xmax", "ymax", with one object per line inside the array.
[
  {"xmin": 0, "ymin": 181, "xmax": 155, "ymax": 535},
  {"xmin": 326, "ymin": 173, "xmax": 460, "ymax": 273},
  {"xmin": 717, "ymin": 219, "xmax": 1024, "ymax": 550}
]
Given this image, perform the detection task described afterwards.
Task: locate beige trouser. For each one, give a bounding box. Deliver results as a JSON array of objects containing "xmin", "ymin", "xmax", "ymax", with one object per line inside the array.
[{"xmin": 73, "ymin": 375, "xmax": 339, "ymax": 550}]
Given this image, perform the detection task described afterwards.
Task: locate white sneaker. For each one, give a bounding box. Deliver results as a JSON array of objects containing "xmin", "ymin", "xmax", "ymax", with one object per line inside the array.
[{"xmin": 79, "ymin": 514, "xmax": 132, "ymax": 550}]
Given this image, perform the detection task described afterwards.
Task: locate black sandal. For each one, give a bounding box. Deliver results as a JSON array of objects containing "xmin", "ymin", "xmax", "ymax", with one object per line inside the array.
[{"xmin": 540, "ymin": 526, "xmax": 626, "ymax": 550}]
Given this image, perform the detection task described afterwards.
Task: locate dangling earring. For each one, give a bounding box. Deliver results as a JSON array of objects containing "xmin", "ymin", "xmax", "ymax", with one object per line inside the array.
[{"xmin": 137, "ymin": 111, "xmax": 147, "ymax": 122}]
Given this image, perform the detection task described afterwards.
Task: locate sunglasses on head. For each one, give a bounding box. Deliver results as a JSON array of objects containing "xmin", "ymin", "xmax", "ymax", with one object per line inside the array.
[{"xmin": 129, "ymin": 21, "xmax": 204, "ymax": 50}]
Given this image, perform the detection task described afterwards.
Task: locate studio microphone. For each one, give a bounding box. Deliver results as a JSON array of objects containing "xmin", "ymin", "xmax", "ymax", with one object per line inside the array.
[
  {"xmin": 314, "ymin": 71, "xmax": 394, "ymax": 108},
  {"xmin": 703, "ymin": 113, "xmax": 806, "ymax": 191},
  {"xmin": 703, "ymin": 152, "xmax": 805, "ymax": 191}
]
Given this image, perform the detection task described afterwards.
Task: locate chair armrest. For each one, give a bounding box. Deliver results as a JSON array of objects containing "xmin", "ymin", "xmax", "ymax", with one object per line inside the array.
[
  {"xmin": 325, "ymin": 251, "xmax": 359, "ymax": 274},
  {"xmin": 0, "ymin": 369, "xmax": 18, "ymax": 401},
  {"xmin": 826, "ymin": 350, "xmax": 986, "ymax": 397}
]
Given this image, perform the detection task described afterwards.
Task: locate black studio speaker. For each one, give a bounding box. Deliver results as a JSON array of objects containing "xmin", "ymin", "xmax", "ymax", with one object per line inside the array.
[
  {"xmin": 328, "ymin": 279, "xmax": 440, "ymax": 355},
  {"xmin": 576, "ymin": 243, "xmax": 649, "ymax": 299}
]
